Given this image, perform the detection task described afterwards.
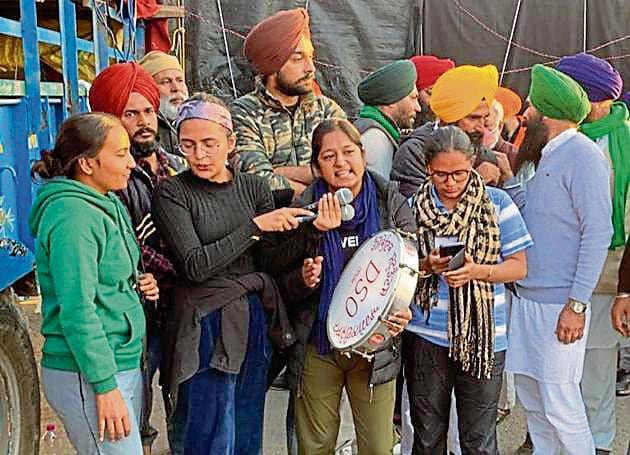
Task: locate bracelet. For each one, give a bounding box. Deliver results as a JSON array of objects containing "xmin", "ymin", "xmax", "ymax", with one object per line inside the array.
[
  {"xmin": 487, "ymin": 264, "xmax": 495, "ymax": 281},
  {"xmin": 617, "ymin": 292, "xmax": 630, "ymax": 299}
]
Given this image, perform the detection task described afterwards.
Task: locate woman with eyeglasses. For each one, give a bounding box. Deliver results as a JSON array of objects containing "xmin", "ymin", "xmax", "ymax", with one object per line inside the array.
[
  {"xmin": 404, "ymin": 126, "xmax": 532, "ymax": 454},
  {"xmin": 151, "ymin": 93, "xmax": 312, "ymax": 453}
]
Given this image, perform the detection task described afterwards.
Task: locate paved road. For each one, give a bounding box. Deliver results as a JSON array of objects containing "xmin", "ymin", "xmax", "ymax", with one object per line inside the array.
[{"xmin": 24, "ymin": 301, "xmax": 629, "ymax": 454}]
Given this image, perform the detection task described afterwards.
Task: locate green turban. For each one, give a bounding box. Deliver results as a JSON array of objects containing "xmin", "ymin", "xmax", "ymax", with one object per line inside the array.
[
  {"xmin": 358, "ymin": 60, "xmax": 417, "ymax": 105},
  {"xmin": 529, "ymin": 64, "xmax": 591, "ymax": 123}
]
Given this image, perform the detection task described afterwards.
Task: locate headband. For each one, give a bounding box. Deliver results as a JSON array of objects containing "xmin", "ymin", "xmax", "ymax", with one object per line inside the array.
[{"xmin": 175, "ymin": 99, "xmax": 233, "ymax": 132}]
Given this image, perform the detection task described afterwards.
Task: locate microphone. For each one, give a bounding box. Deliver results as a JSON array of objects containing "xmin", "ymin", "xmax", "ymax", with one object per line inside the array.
[
  {"xmin": 302, "ymin": 188, "xmax": 354, "ymax": 211},
  {"xmin": 296, "ymin": 203, "xmax": 355, "ymax": 224}
]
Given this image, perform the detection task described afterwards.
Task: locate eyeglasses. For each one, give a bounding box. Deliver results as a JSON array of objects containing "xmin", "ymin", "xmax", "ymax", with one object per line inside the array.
[
  {"xmin": 178, "ymin": 141, "xmax": 220, "ymax": 157},
  {"xmin": 430, "ymin": 169, "xmax": 471, "ymax": 183}
]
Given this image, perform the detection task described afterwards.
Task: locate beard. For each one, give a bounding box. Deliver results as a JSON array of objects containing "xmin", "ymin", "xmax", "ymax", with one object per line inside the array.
[
  {"xmin": 391, "ymin": 106, "xmax": 416, "ymax": 130},
  {"xmin": 514, "ymin": 114, "xmax": 549, "ymax": 173},
  {"xmin": 413, "ymin": 99, "xmax": 435, "ymax": 128},
  {"xmin": 466, "ymin": 130, "xmax": 484, "ymax": 147},
  {"xmin": 275, "ymin": 71, "xmax": 314, "ymax": 97},
  {"xmin": 131, "ymin": 128, "xmax": 159, "ymax": 159},
  {"xmin": 160, "ymin": 94, "xmax": 181, "ymax": 122}
]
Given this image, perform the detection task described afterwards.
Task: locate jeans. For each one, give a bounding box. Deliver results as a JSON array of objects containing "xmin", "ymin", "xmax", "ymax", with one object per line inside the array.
[
  {"xmin": 170, "ymin": 294, "xmax": 271, "ymax": 455},
  {"xmin": 403, "ymin": 333, "xmax": 504, "ymax": 455},
  {"xmin": 42, "ymin": 368, "xmax": 143, "ymax": 455}
]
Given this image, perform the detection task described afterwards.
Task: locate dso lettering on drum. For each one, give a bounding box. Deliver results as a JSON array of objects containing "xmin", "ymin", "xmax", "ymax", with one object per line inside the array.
[{"xmin": 332, "ymin": 306, "xmax": 381, "ymax": 344}]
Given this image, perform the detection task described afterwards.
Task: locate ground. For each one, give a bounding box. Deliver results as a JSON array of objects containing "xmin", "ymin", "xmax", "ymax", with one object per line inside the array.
[{"xmin": 22, "ymin": 300, "xmax": 629, "ymax": 454}]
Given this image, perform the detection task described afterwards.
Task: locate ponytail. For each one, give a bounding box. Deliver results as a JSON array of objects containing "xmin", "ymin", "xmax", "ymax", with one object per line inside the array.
[{"xmin": 31, "ymin": 112, "xmax": 122, "ymax": 180}]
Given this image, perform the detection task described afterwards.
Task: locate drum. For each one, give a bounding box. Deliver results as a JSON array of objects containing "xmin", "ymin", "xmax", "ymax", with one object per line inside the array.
[{"xmin": 326, "ymin": 229, "xmax": 419, "ymax": 359}]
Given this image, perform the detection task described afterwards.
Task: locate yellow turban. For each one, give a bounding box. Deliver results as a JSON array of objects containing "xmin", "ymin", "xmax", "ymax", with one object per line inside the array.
[
  {"xmin": 430, "ymin": 65, "xmax": 499, "ymax": 123},
  {"xmin": 138, "ymin": 51, "xmax": 183, "ymax": 77}
]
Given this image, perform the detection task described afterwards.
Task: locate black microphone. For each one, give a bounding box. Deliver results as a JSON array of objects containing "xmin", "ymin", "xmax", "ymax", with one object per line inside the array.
[
  {"xmin": 296, "ymin": 203, "xmax": 355, "ymax": 224},
  {"xmin": 302, "ymin": 188, "xmax": 354, "ymax": 211}
]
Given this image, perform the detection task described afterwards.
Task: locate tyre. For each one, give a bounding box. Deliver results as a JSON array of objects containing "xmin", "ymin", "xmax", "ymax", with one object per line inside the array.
[{"xmin": 0, "ymin": 288, "xmax": 40, "ymax": 455}]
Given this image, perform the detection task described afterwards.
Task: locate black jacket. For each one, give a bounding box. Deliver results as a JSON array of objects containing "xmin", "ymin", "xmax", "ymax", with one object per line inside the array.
[
  {"xmin": 390, "ymin": 122, "xmax": 433, "ymax": 198},
  {"xmin": 158, "ymin": 114, "xmax": 181, "ymax": 158},
  {"xmin": 262, "ymin": 171, "xmax": 417, "ymax": 391}
]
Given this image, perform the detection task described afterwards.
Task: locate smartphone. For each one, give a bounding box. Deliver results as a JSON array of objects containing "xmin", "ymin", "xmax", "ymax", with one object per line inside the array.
[
  {"xmin": 439, "ymin": 242, "xmax": 465, "ymax": 258},
  {"xmin": 448, "ymin": 248, "xmax": 466, "ymax": 270}
]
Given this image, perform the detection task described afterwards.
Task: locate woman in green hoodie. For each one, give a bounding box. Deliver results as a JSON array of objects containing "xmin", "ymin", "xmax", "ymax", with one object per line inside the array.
[{"xmin": 30, "ymin": 112, "xmax": 159, "ymax": 454}]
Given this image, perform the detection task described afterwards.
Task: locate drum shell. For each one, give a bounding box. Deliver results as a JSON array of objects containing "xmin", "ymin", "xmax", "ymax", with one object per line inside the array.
[{"xmin": 326, "ymin": 229, "xmax": 419, "ymax": 357}]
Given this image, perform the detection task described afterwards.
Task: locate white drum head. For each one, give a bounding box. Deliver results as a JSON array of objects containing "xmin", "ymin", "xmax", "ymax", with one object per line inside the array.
[{"xmin": 327, "ymin": 230, "xmax": 402, "ymax": 350}]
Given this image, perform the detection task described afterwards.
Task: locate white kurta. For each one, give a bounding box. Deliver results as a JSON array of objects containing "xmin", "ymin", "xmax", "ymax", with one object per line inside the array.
[{"xmin": 506, "ymin": 295, "xmax": 590, "ymax": 384}]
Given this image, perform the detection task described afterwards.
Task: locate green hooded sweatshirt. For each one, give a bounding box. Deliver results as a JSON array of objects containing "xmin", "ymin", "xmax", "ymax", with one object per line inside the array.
[{"xmin": 29, "ymin": 178, "xmax": 145, "ymax": 394}]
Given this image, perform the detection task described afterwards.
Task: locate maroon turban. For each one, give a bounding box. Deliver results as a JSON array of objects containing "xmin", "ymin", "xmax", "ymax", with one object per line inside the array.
[
  {"xmin": 243, "ymin": 8, "xmax": 311, "ymax": 76},
  {"xmin": 89, "ymin": 62, "xmax": 160, "ymax": 118}
]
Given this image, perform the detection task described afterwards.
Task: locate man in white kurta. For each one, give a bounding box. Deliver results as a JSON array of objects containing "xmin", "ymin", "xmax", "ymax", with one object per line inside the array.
[{"xmin": 506, "ymin": 64, "xmax": 613, "ymax": 454}]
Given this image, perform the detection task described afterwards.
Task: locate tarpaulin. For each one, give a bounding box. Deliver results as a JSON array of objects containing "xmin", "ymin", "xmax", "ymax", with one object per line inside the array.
[{"xmin": 185, "ymin": 0, "xmax": 630, "ymax": 116}]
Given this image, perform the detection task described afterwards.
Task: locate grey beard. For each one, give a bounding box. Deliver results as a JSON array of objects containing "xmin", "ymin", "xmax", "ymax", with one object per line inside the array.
[{"xmin": 160, "ymin": 97, "xmax": 179, "ymax": 122}]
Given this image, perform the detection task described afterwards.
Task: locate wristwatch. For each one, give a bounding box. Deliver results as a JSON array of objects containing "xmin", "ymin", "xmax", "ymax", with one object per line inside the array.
[{"xmin": 567, "ymin": 298, "xmax": 588, "ymax": 314}]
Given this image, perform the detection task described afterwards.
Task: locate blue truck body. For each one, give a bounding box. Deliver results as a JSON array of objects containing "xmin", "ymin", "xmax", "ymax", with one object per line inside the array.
[{"xmin": 0, "ymin": 0, "xmax": 141, "ymax": 291}]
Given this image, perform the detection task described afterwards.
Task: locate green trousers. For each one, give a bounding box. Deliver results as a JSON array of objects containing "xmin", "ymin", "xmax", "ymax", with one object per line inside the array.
[{"xmin": 296, "ymin": 345, "xmax": 395, "ymax": 455}]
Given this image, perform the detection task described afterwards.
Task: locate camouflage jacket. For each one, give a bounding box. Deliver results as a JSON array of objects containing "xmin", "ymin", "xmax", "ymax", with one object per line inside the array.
[{"xmin": 231, "ymin": 77, "xmax": 346, "ymax": 191}]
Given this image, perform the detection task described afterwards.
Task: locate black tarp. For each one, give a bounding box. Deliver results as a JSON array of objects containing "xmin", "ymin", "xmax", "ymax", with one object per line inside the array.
[{"xmin": 185, "ymin": 0, "xmax": 630, "ymax": 116}]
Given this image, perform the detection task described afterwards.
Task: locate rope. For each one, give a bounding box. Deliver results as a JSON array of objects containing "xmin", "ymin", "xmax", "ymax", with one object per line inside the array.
[
  {"xmin": 499, "ymin": 0, "xmax": 522, "ymax": 85},
  {"xmin": 180, "ymin": 4, "xmax": 630, "ymax": 82},
  {"xmin": 305, "ymin": 0, "xmax": 309, "ymax": 11},
  {"xmin": 583, "ymin": 0, "xmax": 587, "ymax": 52},
  {"xmin": 216, "ymin": 0, "xmax": 238, "ymax": 97},
  {"xmin": 450, "ymin": 0, "xmax": 559, "ymax": 59}
]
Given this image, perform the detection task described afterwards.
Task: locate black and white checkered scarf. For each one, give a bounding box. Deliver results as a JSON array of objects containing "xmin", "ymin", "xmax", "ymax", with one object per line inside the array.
[{"xmin": 414, "ymin": 170, "xmax": 501, "ymax": 379}]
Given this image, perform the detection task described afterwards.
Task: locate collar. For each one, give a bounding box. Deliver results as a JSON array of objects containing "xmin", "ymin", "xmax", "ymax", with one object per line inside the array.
[
  {"xmin": 430, "ymin": 185, "xmax": 448, "ymax": 213},
  {"xmin": 137, "ymin": 150, "xmax": 171, "ymax": 180},
  {"xmin": 541, "ymin": 128, "xmax": 578, "ymax": 157}
]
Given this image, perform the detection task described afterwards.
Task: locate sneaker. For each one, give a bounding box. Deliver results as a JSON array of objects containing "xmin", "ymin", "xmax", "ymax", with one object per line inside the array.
[{"xmin": 616, "ymin": 369, "xmax": 630, "ymax": 396}]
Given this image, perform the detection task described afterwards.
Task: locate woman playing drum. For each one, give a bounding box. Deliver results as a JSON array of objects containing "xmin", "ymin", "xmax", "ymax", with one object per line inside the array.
[
  {"xmin": 269, "ymin": 118, "xmax": 415, "ymax": 454},
  {"xmin": 405, "ymin": 126, "xmax": 532, "ymax": 454}
]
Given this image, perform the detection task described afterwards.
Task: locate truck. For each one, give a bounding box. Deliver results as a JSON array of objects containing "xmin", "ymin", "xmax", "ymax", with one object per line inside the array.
[{"xmin": 0, "ymin": 0, "xmax": 179, "ymax": 451}]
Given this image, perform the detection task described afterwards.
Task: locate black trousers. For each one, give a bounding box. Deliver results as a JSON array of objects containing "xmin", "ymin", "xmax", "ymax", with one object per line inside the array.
[{"xmin": 403, "ymin": 333, "xmax": 505, "ymax": 455}]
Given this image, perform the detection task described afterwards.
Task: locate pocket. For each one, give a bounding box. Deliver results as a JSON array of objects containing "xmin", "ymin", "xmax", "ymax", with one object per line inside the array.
[{"xmin": 120, "ymin": 305, "xmax": 146, "ymax": 349}]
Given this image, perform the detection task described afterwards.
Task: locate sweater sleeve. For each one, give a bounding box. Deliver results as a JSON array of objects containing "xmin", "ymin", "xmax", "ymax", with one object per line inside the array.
[
  {"xmin": 152, "ymin": 178, "xmax": 262, "ymax": 283},
  {"xmin": 618, "ymin": 237, "xmax": 630, "ymax": 293},
  {"xmin": 568, "ymin": 151, "xmax": 614, "ymax": 303},
  {"xmin": 46, "ymin": 202, "xmax": 118, "ymax": 393}
]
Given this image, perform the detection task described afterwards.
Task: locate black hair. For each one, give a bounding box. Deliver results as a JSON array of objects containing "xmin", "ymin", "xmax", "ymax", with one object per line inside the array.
[
  {"xmin": 31, "ymin": 112, "xmax": 121, "ymax": 179},
  {"xmin": 310, "ymin": 118, "xmax": 363, "ymax": 174},
  {"xmin": 424, "ymin": 125, "xmax": 476, "ymax": 163}
]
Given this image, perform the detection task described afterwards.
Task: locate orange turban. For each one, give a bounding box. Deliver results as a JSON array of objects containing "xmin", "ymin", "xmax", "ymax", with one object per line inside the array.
[
  {"xmin": 430, "ymin": 65, "xmax": 499, "ymax": 123},
  {"xmin": 495, "ymin": 87, "xmax": 522, "ymax": 119},
  {"xmin": 243, "ymin": 8, "xmax": 311, "ymax": 75},
  {"xmin": 89, "ymin": 62, "xmax": 160, "ymax": 118}
]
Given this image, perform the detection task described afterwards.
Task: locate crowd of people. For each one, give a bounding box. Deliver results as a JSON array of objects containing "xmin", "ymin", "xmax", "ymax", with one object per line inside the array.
[{"xmin": 28, "ymin": 6, "xmax": 630, "ymax": 455}]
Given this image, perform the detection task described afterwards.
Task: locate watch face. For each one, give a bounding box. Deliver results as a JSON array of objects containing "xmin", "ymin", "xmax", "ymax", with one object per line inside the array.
[{"xmin": 570, "ymin": 300, "xmax": 586, "ymax": 313}]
